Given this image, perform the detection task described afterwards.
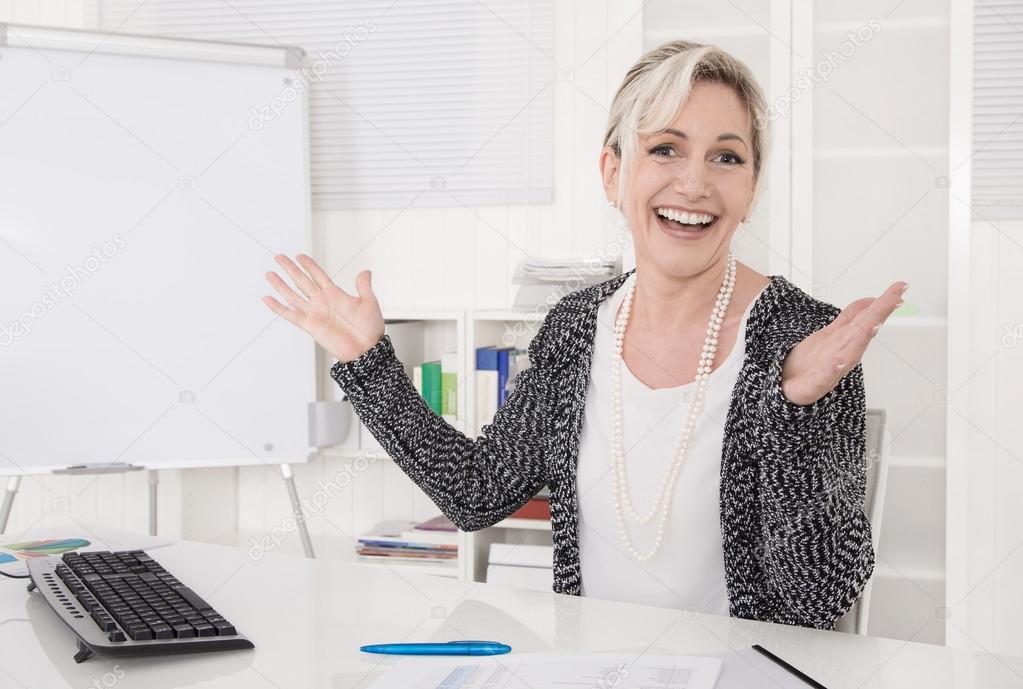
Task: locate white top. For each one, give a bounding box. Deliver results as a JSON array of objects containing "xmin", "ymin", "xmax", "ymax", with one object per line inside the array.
[{"xmin": 576, "ymin": 272, "xmax": 767, "ymax": 614}]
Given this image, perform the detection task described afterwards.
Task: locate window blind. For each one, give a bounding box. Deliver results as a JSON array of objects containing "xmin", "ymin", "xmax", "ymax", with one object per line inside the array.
[
  {"xmin": 97, "ymin": 0, "xmax": 555, "ymax": 210},
  {"xmin": 973, "ymin": 0, "xmax": 1023, "ymax": 219}
]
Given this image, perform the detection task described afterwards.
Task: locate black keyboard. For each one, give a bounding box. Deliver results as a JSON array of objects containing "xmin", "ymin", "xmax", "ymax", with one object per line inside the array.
[{"xmin": 27, "ymin": 550, "xmax": 254, "ymax": 663}]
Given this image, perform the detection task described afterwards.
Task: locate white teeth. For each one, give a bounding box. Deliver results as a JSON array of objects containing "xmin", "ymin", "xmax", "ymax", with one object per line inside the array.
[{"xmin": 655, "ymin": 208, "xmax": 716, "ymax": 225}]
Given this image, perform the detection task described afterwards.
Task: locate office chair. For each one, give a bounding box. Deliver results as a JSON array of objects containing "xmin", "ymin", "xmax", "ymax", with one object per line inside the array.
[{"xmin": 834, "ymin": 408, "xmax": 889, "ymax": 635}]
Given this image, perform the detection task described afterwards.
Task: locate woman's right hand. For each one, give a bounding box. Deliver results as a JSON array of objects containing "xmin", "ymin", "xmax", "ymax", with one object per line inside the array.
[{"xmin": 262, "ymin": 254, "xmax": 385, "ymax": 364}]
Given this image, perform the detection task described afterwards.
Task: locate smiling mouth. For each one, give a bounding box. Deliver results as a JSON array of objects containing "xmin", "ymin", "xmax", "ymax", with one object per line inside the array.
[{"xmin": 653, "ymin": 208, "xmax": 719, "ymax": 234}]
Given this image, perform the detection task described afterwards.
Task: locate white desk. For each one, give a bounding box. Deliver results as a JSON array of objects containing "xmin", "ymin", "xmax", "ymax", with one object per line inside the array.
[{"xmin": 0, "ymin": 536, "xmax": 1021, "ymax": 688}]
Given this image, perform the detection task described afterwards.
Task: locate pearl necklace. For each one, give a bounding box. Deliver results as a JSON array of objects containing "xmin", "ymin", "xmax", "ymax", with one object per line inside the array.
[{"xmin": 610, "ymin": 253, "xmax": 737, "ymax": 562}]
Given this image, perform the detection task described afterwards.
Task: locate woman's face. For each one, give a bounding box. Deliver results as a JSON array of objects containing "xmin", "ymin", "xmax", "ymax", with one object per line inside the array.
[{"xmin": 603, "ymin": 80, "xmax": 756, "ymax": 279}]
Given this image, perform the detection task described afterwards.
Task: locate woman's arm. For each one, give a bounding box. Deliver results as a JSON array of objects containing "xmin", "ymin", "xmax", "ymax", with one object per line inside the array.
[
  {"xmin": 262, "ymin": 254, "xmax": 558, "ymax": 533},
  {"xmin": 330, "ymin": 312, "xmax": 559, "ymax": 532},
  {"xmin": 756, "ymin": 336, "xmax": 875, "ymax": 630}
]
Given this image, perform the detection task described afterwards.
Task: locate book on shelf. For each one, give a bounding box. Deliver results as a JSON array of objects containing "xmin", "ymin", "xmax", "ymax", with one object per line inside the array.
[
  {"xmin": 411, "ymin": 353, "xmax": 458, "ymax": 421},
  {"xmin": 475, "ymin": 346, "xmax": 531, "ymax": 429},
  {"xmin": 508, "ymin": 497, "xmax": 550, "ymax": 521},
  {"xmin": 356, "ymin": 520, "xmax": 458, "ymax": 563},
  {"xmin": 399, "ymin": 513, "xmax": 459, "ymax": 546},
  {"xmin": 358, "ymin": 554, "xmax": 456, "ymax": 567},
  {"xmin": 421, "ymin": 360, "xmax": 442, "ymax": 414},
  {"xmin": 412, "ymin": 513, "xmax": 457, "ymax": 531},
  {"xmin": 441, "ymin": 352, "xmax": 458, "ymax": 417}
]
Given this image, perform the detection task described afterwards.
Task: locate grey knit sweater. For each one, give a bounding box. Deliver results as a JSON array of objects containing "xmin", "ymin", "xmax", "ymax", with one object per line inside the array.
[{"xmin": 330, "ymin": 269, "xmax": 874, "ymax": 630}]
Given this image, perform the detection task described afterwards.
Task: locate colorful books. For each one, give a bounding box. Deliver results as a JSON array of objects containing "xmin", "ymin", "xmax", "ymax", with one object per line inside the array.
[
  {"xmin": 475, "ymin": 345, "xmax": 531, "ymax": 429},
  {"xmin": 356, "ymin": 520, "xmax": 458, "ymax": 564},
  {"xmin": 410, "ymin": 354, "xmax": 458, "ymax": 419},
  {"xmin": 421, "ymin": 360, "xmax": 442, "ymax": 414},
  {"xmin": 441, "ymin": 352, "xmax": 458, "ymax": 417}
]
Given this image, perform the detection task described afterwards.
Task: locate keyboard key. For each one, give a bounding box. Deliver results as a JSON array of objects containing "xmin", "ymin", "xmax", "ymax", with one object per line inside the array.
[
  {"xmin": 172, "ymin": 623, "xmax": 196, "ymax": 638},
  {"xmin": 193, "ymin": 623, "xmax": 216, "ymax": 637},
  {"xmin": 129, "ymin": 626, "xmax": 154, "ymax": 641},
  {"xmin": 212, "ymin": 620, "xmax": 237, "ymax": 636},
  {"xmin": 174, "ymin": 586, "xmax": 214, "ymax": 612},
  {"xmin": 151, "ymin": 623, "xmax": 174, "ymax": 640},
  {"xmin": 108, "ymin": 629, "xmax": 126, "ymax": 642}
]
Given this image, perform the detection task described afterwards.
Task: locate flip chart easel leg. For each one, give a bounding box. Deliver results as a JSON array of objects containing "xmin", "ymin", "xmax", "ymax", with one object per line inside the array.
[
  {"xmin": 0, "ymin": 476, "xmax": 21, "ymax": 534},
  {"xmin": 148, "ymin": 470, "xmax": 158, "ymax": 536},
  {"xmin": 281, "ymin": 464, "xmax": 315, "ymax": 559}
]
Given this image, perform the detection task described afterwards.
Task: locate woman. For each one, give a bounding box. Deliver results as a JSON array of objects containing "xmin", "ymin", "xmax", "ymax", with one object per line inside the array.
[{"xmin": 262, "ymin": 41, "xmax": 906, "ymax": 631}]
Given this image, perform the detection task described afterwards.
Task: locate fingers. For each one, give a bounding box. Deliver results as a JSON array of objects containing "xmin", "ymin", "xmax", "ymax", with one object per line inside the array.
[
  {"xmin": 274, "ymin": 254, "xmax": 321, "ymax": 298},
  {"xmin": 295, "ymin": 254, "xmax": 341, "ymax": 295},
  {"xmin": 265, "ymin": 270, "xmax": 307, "ymax": 310},
  {"xmin": 262, "ymin": 295, "xmax": 301, "ymax": 326},
  {"xmin": 841, "ymin": 281, "xmax": 909, "ymax": 349},
  {"xmin": 354, "ymin": 269, "xmax": 377, "ymax": 304},
  {"xmin": 828, "ymin": 297, "xmax": 875, "ymax": 330}
]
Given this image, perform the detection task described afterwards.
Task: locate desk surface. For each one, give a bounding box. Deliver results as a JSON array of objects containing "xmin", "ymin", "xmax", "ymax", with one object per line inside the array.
[{"xmin": 0, "ymin": 537, "xmax": 1021, "ymax": 688}]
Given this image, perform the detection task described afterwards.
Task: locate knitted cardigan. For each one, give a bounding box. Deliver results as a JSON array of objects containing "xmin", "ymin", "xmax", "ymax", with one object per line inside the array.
[{"xmin": 330, "ymin": 269, "xmax": 875, "ymax": 630}]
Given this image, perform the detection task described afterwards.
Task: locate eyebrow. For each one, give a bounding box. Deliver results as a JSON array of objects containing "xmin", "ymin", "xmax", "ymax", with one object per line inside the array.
[{"xmin": 660, "ymin": 128, "xmax": 748, "ymax": 150}]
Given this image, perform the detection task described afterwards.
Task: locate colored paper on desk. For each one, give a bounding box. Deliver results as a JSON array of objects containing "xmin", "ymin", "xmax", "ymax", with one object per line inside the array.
[
  {"xmin": 0, "ymin": 526, "xmax": 172, "ymax": 575},
  {"xmin": 365, "ymin": 652, "xmax": 722, "ymax": 689},
  {"xmin": 0, "ymin": 538, "xmax": 90, "ymax": 564}
]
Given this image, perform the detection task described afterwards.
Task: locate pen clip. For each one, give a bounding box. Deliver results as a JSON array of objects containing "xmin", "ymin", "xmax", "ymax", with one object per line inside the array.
[{"xmin": 447, "ymin": 640, "xmax": 497, "ymax": 644}]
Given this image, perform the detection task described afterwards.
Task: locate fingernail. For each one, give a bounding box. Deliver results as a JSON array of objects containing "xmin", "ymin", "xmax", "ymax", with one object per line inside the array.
[
  {"xmin": 896, "ymin": 299, "xmax": 904, "ymax": 307},
  {"xmin": 871, "ymin": 324, "xmax": 881, "ymax": 335},
  {"xmin": 900, "ymin": 282, "xmax": 910, "ymax": 293}
]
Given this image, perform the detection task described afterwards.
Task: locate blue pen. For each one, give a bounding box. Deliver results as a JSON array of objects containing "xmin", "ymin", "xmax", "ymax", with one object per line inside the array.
[{"xmin": 360, "ymin": 640, "xmax": 512, "ymax": 656}]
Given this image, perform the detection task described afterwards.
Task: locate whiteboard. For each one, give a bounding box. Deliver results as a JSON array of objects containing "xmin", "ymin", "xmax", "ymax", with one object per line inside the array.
[{"xmin": 0, "ymin": 28, "xmax": 314, "ymax": 474}]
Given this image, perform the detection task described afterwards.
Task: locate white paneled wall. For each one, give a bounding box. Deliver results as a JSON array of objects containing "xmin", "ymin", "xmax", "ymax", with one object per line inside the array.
[{"xmin": 241, "ymin": 0, "xmax": 645, "ymax": 560}]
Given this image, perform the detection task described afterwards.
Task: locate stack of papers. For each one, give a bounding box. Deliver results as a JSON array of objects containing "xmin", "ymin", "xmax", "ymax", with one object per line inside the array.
[
  {"xmin": 511, "ymin": 257, "xmax": 622, "ymax": 310},
  {"xmin": 356, "ymin": 519, "xmax": 458, "ymax": 566},
  {"xmin": 513, "ymin": 258, "xmax": 620, "ymax": 282},
  {"xmin": 366, "ymin": 652, "xmax": 723, "ymax": 689}
]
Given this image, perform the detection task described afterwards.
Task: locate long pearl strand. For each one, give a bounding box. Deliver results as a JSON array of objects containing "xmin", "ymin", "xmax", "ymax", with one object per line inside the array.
[{"xmin": 610, "ymin": 253, "xmax": 737, "ymax": 562}]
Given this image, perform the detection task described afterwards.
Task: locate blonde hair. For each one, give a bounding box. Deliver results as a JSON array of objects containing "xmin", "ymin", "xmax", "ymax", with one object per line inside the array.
[{"xmin": 603, "ymin": 40, "xmax": 771, "ymax": 215}]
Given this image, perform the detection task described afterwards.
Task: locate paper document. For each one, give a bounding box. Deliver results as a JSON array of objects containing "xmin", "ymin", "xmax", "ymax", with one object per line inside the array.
[{"xmin": 366, "ymin": 652, "xmax": 722, "ymax": 689}]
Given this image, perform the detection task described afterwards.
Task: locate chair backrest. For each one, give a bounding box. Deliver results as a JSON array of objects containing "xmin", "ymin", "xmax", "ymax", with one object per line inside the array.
[{"xmin": 834, "ymin": 408, "xmax": 888, "ymax": 635}]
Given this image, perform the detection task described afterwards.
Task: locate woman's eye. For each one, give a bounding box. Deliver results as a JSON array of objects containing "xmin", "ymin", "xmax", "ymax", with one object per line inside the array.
[
  {"xmin": 651, "ymin": 144, "xmax": 674, "ymax": 157},
  {"xmin": 717, "ymin": 151, "xmax": 743, "ymax": 165}
]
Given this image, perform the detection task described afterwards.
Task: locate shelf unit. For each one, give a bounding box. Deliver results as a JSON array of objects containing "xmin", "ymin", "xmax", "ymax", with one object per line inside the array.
[
  {"xmin": 328, "ymin": 308, "xmax": 552, "ymax": 584},
  {"xmin": 807, "ymin": 3, "xmax": 951, "ymax": 646}
]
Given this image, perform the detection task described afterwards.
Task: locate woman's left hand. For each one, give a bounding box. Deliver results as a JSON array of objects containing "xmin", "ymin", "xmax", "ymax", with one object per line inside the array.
[{"xmin": 780, "ymin": 281, "xmax": 909, "ymax": 406}]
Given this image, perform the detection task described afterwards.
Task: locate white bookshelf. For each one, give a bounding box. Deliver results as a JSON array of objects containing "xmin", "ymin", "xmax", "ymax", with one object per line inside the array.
[
  {"xmin": 326, "ymin": 308, "xmax": 552, "ymax": 584},
  {"xmin": 807, "ymin": 1, "xmax": 951, "ymax": 646},
  {"xmin": 463, "ymin": 310, "xmax": 551, "ymax": 582}
]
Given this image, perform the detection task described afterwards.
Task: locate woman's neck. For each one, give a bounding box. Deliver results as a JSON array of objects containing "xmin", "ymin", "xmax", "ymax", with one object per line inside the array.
[{"xmin": 630, "ymin": 260, "xmax": 738, "ymax": 332}]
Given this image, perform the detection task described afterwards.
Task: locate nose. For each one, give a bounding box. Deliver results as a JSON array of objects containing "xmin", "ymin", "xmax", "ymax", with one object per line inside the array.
[{"xmin": 671, "ymin": 159, "xmax": 709, "ymax": 198}]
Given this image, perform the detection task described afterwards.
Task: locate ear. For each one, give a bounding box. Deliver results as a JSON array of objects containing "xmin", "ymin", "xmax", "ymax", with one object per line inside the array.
[{"xmin": 598, "ymin": 145, "xmax": 620, "ymax": 205}]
